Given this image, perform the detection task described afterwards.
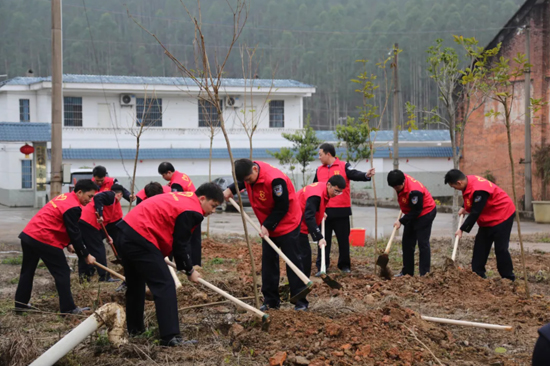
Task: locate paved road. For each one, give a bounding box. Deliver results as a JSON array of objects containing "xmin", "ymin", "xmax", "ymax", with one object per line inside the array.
[{"xmin": 1, "ymin": 205, "xmax": 549, "ymax": 248}]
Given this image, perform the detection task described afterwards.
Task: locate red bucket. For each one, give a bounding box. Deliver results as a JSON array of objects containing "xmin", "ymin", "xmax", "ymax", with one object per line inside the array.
[{"xmin": 349, "ymin": 228, "xmax": 366, "ymax": 247}]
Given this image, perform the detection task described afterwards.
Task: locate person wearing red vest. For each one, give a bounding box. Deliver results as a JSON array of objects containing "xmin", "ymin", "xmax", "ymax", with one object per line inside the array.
[
  {"xmin": 296, "ymin": 175, "xmax": 347, "ymax": 277},
  {"xmin": 116, "ymin": 182, "xmax": 223, "ymax": 347},
  {"xmin": 388, "ymin": 170, "xmax": 437, "ymax": 277},
  {"xmin": 135, "ymin": 182, "xmax": 170, "ymax": 205},
  {"xmin": 224, "ymin": 159, "xmax": 309, "ymax": 311},
  {"xmin": 314, "ymin": 143, "xmax": 375, "ymax": 274},
  {"xmin": 78, "ymin": 184, "xmax": 126, "ymax": 283},
  {"xmin": 158, "ymin": 162, "xmax": 202, "ymax": 267},
  {"xmin": 15, "ymin": 179, "xmax": 98, "ymax": 315},
  {"xmin": 444, "ymin": 169, "xmax": 516, "ymax": 280}
]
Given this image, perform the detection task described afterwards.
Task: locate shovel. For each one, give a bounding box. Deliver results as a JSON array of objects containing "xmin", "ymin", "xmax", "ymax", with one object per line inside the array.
[
  {"xmin": 229, "ymin": 198, "xmax": 313, "ymax": 303},
  {"xmin": 164, "ymin": 258, "xmax": 270, "ymax": 331},
  {"xmin": 319, "ymin": 218, "xmax": 342, "ymax": 289},
  {"xmin": 95, "ymin": 212, "xmax": 122, "ymax": 265},
  {"xmin": 376, "ymin": 210, "xmax": 402, "ymax": 280},
  {"xmin": 451, "ymin": 215, "xmax": 465, "ymax": 262},
  {"xmin": 94, "ymin": 262, "xmax": 126, "ymax": 282}
]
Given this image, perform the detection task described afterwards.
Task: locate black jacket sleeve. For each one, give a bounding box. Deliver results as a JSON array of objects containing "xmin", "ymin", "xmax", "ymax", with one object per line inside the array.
[
  {"xmin": 113, "ymin": 178, "xmax": 132, "ymax": 202},
  {"xmin": 262, "ymin": 178, "xmax": 289, "ymax": 231},
  {"xmin": 173, "ymin": 211, "xmax": 204, "ymax": 274},
  {"xmin": 304, "ymin": 196, "xmax": 323, "ymax": 241},
  {"xmin": 136, "ymin": 196, "xmax": 143, "ymax": 205},
  {"xmin": 345, "ymin": 162, "xmax": 371, "ymax": 182},
  {"xmin": 399, "ymin": 191, "xmax": 424, "ymax": 225},
  {"xmin": 461, "ymin": 191, "xmax": 490, "ymax": 233},
  {"xmin": 94, "ymin": 191, "xmax": 115, "ymax": 218},
  {"xmin": 171, "ymin": 183, "xmax": 184, "ymax": 192},
  {"xmin": 63, "ymin": 207, "xmax": 89, "ymax": 259},
  {"xmin": 227, "ymin": 181, "xmax": 246, "ymax": 195},
  {"xmin": 313, "ymin": 170, "xmax": 318, "ymax": 183}
]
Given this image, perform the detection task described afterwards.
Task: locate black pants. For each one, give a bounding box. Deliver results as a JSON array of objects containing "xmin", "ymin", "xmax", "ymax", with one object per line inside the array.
[
  {"xmin": 190, "ymin": 222, "xmax": 202, "ymax": 267},
  {"xmin": 78, "ymin": 223, "xmax": 108, "ymax": 280},
  {"xmin": 15, "ymin": 239, "xmax": 76, "ymax": 313},
  {"xmin": 316, "ymin": 215, "xmax": 351, "ymax": 271},
  {"xmin": 472, "ymin": 212, "xmax": 515, "ymax": 281},
  {"xmin": 533, "ymin": 324, "xmax": 550, "ymax": 366},
  {"xmin": 401, "ymin": 208, "xmax": 436, "ymax": 276},
  {"xmin": 262, "ymin": 225, "xmax": 308, "ymax": 307},
  {"xmin": 298, "ymin": 233, "xmax": 312, "ymax": 278},
  {"xmin": 118, "ymin": 232, "xmax": 180, "ymax": 341}
]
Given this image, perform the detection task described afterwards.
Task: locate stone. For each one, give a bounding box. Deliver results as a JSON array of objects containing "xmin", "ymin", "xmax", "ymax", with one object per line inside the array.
[
  {"xmin": 229, "ymin": 323, "xmax": 244, "ymax": 337},
  {"xmin": 356, "ymin": 344, "xmax": 371, "ymax": 357},
  {"xmin": 365, "ymin": 294, "xmax": 376, "ymax": 304},
  {"xmin": 331, "ymin": 351, "xmax": 344, "ymax": 357},
  {"xmin": 382, "ymin": 315, "xmax": 391, "ymax": 323},
  {"xmin": 269, "ymin": 351, "xmax": 287, "ymax": 366},
  {"xmin": 341, "ymin": 344, "xmax": 352, "ymax": 350},
  {"xmin": 192, "ymin": 292, "xmax": 208, "ymax": 301},
  {"xmin": 325, "ymin": 324, "xmax": 342, "ymax": 337},
  {"xmin": 295, "ymin": 356, "xmax": 310, "ymax": 365}
]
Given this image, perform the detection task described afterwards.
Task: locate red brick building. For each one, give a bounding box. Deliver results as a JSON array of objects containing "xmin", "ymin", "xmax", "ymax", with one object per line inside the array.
[{"xmin": 461, "ymin": 0, "xmax": 550, "ymax": 204}]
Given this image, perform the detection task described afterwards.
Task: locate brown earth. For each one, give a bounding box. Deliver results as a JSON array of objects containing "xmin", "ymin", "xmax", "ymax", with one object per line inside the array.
[{"xmin": 1, "ymin": 235, "xmax": 550, "ymax": 365}]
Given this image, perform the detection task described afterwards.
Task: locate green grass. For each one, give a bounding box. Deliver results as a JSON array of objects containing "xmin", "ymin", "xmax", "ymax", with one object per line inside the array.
[
  {"xmin": 9, "ymin": 277, "xmax": 19, "ymax": 284},
  {"xmin": 2, "ymin": 255, "xmax": 23, "ymax": 265},
  {"xmin": 540, "ymin": 236, "xmax": 550, "ymax": 243}
]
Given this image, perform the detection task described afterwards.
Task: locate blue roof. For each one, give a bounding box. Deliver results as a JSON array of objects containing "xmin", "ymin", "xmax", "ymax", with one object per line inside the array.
[
  {"xmin": 0, "ymin": 122, "xmax": 51, "ymax": 142},
  {"xmin": 47, "ymin": 147, "xmax": 452, "ymax": 160},
  {"xmin": 1, "ymin": 74, "xmax": 314, "ymax": 89},
  {"xmin": 316, "ymin": 129, "xmax": 450, "ymax": 142}
]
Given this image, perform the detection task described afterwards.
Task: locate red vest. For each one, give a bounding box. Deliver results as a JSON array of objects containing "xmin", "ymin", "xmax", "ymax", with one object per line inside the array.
[
  {"xmin": 80, "ymin": 192, "xmax": 122, "ymax": 229},
  {"xmin": 397, "ymin": 174, "xmax": 436, "ymax": 218},
  {"xmin": 245, "ymin": 161, "xmax": 302, "ymax": 237},
  {"xmin": 122, "ymin": 192, "xmax": 204, "ymax": 257},
  {"xmin": 316, "ymin": 158, "xmax": 350, "ymax": 209},
  {"xmin": 92, "ymin": 176, "xmax": 115, "ymax": 192},
  {"xmin": 168, "ymin": 171, "xmax": 196, "ymax": 192},
  {"xmin": 23, "ymin": 192, "xmax": 82, "ymax": 249},
  {"xmin": 297, "ymin": 182, "xmax": 329, "ymax": 234},
  {"xmin": 136, "ymin": 186, "xmax": 171, "ymax": 201},
  {"xmin": 463, "ymin": 175, "xmax": 516, "ymax": 227}
]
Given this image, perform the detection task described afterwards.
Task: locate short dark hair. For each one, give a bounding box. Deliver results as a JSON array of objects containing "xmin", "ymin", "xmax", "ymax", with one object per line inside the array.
[
  {"xmin": 111, "ymin": 184, "xmax": 124, "ymax": 193},
  {"xmin": 387, "ymin": 170, "xmax": 405, "ymax": 187},
  {"xmin": 144, "ymin": 182, "xmax": 163, "ymax": 198},
  {"xmin": 235, "ymin": 159, "xmax": 254, "ymax": 181},
  {"xmin": 319, "ymin": 143, "xmax": 336, "ymax": 157},
  {"xmin": 444, "ymin": 169, "xmax": 467, "ymax": 184},
  {"xmin": 195, "ymin": 182, "xmax": 224, "ymax": 203},
  {"xmin": 328, "ymin": 175, "xmax": 346, "ymax": 189},
  {"xmin": 74, "ymin": 179, "xmax": 98, "ymax": 193},
  {"xmin": 158, "ymin": 162, "xmax": 175, "ymax": 175},
  {"xmin": 92, "ymin": 166, "xmax": 107, "ymax": 178}
]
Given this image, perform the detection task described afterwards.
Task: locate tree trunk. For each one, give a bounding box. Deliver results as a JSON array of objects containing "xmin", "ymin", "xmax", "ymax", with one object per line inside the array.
[
  {"xmin": 207, "ymin": 134, "xmax": 214, "ymax": 239},
  {"xmin": 369, "ymin": 145, "xmax": 378, "ymax": 273},
  {"xmin": 505, "ymin": 113, "xmax": 530, "ymax": 299},
  {"xmin": 127, "ymin": 130, "xmax": 143, "ymax": 214}
]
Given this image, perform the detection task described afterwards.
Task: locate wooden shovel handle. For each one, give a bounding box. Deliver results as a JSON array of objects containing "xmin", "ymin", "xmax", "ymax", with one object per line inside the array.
[
  {"xmin": 94, "ymin": 262, "xmax": 125, "ymax": 281},
  {"xmin": 384, "ymin": 210, "xmax": 403, "ymax": 254},
  {"xmin": 320, "ymin": 218, "xmax": 326, "ymax": 274},
  {"xmin": 228, "ymin": 198, "xmax": 311, "ymax": 285},
  {"xmin": 451, "ymin": 215, "xmax": 465, "ymax": 261}
]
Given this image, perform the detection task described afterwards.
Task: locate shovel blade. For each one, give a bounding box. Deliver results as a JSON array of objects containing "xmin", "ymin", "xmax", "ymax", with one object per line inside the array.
[
  {"xmin": 321, "ymin": 274, "xmax": 342, "ymax": 289},
  {"xmin": 379, "ymin": 265, "xmax": 392, "ymax": 280},
  {"xmin": 376, "ymin": 253, "xmax": 389, "ymax": 267},
  {"xmin": 289, "ymin": 281, "xmax": 313, "ymax": 304}
]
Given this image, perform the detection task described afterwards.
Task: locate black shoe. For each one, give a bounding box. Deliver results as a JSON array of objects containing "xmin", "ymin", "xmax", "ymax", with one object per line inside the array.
[
  {"xmin": 294, "ymin": 304, "xmax": 308, "ymax": 311},
  {"xmin": 14, "ymin": 303, "xmax": 32, "ymax": 315},
  {"xmin": 160, "ymin": 336, "xmax": 198, "ymax": 347},
  {"xmin": 64, "ymin": 306, "xmax": 91, "ymax": 315},
  {"xmin": 394, "ymin": 272, "xmax": 405, "ymax": 278},
  {"xmin": 115, "ymin": 282, "xmax": 127, "ymax": 292},
  {"xmin": 99, "ymin": 277, "xmax": 121, "ymax": 283},
  {"xmin": 340, "ymin": 267, "xmax": 351, "ymax": 274},
  {"xmin": 259, "ymin": 303, "xmax": 280, "ymax": 311}
]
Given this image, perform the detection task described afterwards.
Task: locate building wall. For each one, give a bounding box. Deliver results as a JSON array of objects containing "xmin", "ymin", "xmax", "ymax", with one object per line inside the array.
[
  {"xmin": 462, "ymin": 3, "xmax": 550, "ymax": 203},
  {"xmin": 0, "ymin": 143, "xmax": 35, "ymax": 206}
]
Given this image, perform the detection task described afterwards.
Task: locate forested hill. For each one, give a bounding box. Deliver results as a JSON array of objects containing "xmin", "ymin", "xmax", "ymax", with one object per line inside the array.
[{"xmin": 0, "ymin": 0, "xmax": 523, "ymax": 129}]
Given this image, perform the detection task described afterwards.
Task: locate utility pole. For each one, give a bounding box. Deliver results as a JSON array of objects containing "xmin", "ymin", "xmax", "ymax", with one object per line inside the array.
[
  {"xmin": 392, "ymin": 43, "xmax": 400, "ymax": 171},
  {"xmin": 524, "ymin": 25, "xmax": 533, "ymax": 211},
  {"xmin": 50, "ymin": 0, "xmax": 63, "ymax": 199}
]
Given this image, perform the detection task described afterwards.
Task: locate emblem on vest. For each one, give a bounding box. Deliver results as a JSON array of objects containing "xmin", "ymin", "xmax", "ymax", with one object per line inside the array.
[
  {"xmin": 259, "ymin": 191, "xmax": 267, "ymax": 201},
  {"xmin": 182, "ymin": 175, "xmax": 189, "ymax": 181},
  {"xmin": 401, "ymin": 197, "xmax": 407, "ymax": 204},
  {"xmin": 55, "ymin": 194, "xmax": 68, "ymax": 201},
  {"xmin": 333, "ymin": 171, "xmax": 340, "ymax": 175},
  {"xmin": 466, "ymin": 199, "xmax": 471, "ymax": 208}
]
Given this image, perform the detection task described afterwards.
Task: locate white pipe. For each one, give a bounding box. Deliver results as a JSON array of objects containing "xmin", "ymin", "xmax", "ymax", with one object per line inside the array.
[
  {"xmin": 421, "ymin": 315, "xmax": 513, "ymax": 331},
  {"xmin": 29, "ymin": 303, "xmax": 127, "ymax": 366}
]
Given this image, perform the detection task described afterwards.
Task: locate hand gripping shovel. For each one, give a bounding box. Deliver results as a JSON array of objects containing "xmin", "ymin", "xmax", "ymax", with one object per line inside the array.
[
  {"xmin": 376, "ymin": 210, "xmax": 402, "ymax": 280},
  {"xmin": 95, "ymin": 212, "xmax": 122, "ymax": 265},
  {"xmin": 229, "ymin": 198, "xmax": 313, "ymax": 303},
  {"xmin": 319, "ymin": 218, "xmax": 342, "ymax": 289},
  {"xmin": 164, "ymin": 258, "xmax": 270, "ymax": 331}
]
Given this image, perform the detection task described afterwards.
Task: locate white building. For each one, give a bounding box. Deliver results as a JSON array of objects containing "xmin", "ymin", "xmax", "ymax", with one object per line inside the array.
[{"xmin": 0, "ymin": 74, "xmax": 453, "ymax": 207}]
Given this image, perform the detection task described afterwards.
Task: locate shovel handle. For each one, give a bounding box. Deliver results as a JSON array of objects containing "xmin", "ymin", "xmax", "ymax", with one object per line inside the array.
[
  {"xmin": 384, "ymin": 210, "xmax": 403, "ymax": 254},
  {"xmin": 165, "ymin": 258, "xmax": 183, "ymax": 290},
  {"xmin": 229, "ymin": 198, "xmax": 311, "ymax": 285},
  {"xmin": 95, "ymin": 212, "xmax": 119, "ymax": 258},
  {"xmin": 94, "ymin": 262, "xmax": 125, "ymax": 281},
  {"xmin": 320, "ymin": 218, "xmax": 327, "ymax": 274},
  {"xmin": 163, "ymin": 258, "xmax": 266, "ymax": 319},
  {"xmin": 451, "ymin": 215, "xmax": 464, "ymax": 261}
]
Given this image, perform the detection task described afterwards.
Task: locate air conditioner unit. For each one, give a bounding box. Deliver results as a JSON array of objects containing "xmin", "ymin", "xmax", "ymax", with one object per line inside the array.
[
  {"xmin": 120, "ymin": 94, "xmax": 136, "ymax": 106},
  {"xmin": 225, "ymin": 96, "xmax": 242, "ymax": 108}
]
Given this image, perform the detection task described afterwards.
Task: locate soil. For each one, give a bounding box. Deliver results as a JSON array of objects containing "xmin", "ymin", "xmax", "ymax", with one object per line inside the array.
[{"xmin": 1, "ymin": 235, "xmax": 550, "ymax": 366}]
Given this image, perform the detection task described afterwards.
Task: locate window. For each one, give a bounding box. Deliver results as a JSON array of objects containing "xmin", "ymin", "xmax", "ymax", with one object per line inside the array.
[
  {"xmin": 64, "ymin": 97, "xmax": 83, "ymax": 127},
  {"xmin": 136, "ymin": 98, "xmax": 162, "ymax": 127},
  {"xmin": 269, "ymin": 100, "xmax": 284, "ymax": 128},
  {"xmin": 198, "ymin": 99, "xmax": 223, "ymax": 127},
  {"xmin": 19, "ymin": 99, "xmax": 30, "ymax": 122},
  {"xmin": 21, "ymin": 160, "xmax": 32, "ymax": 189}
]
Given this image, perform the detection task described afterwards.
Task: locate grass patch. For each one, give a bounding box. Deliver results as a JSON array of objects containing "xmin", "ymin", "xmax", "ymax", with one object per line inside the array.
[
  {"xmin": 540, "ymin": 236, "xmax": 550, "ymax": 243},
  {"xmin": 2, "ymin": 256, "xmax": 23, "ymax": 265},
  {"xmin": 10, "ymin": 277, "xmax": 19, "ymax": 284}
]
